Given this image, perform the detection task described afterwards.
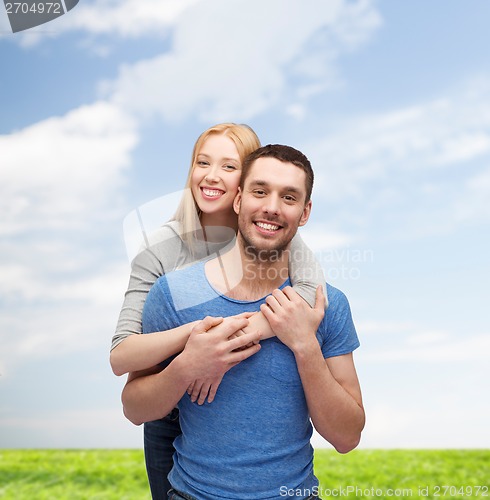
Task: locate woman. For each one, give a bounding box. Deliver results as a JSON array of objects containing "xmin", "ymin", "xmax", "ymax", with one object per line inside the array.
[{"xmin": 110, "ymin": 123, "xmax": 326, "ymax": 499}]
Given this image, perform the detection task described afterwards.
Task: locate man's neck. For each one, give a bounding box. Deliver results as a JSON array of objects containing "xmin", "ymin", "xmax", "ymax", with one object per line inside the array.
[{"xmin": 205, "ymin": 238, "xmax": 290, "ymax": 301}]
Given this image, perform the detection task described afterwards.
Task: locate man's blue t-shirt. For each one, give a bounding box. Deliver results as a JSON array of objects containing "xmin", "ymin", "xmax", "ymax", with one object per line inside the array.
[{"xmin": 143, "ymin": 261, "xmax": 359, "ymax": 500}]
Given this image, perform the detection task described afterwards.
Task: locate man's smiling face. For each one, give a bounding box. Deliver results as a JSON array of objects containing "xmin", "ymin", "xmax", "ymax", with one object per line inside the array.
[{"xmin": 234, "ymin": 156, "xmax": 311, "ymax": 257}]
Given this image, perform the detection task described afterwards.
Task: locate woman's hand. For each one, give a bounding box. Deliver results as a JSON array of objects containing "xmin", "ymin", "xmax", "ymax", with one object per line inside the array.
[
  {"xmin": 184, "ymin": 313, "xmax": 261, "ymax": 404},
  {"xmin": 187, "ymin": 376, "xmax": 224, "ymax": 405},
  {"xmin": 229, "ymin": 311, "xmax": 258, "ymax": 348}
]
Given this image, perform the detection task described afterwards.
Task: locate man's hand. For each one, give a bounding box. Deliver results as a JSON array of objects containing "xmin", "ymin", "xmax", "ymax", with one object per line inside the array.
[
  {"xmin": 260, "ymin": 286, "xmax": 325, "ymax": 353},
  {"xmin": 181, "ymin": 315, "xmax": 261, "ymax": 393},
  {"xmin": 187, "ymin": 312, "xmax": 260, "ymax": 405}
]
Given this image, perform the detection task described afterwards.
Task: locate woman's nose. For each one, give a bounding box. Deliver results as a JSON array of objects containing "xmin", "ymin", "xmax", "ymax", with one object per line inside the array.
[{"xmin": 205, "ymin": 166, "xmax": 220, "ymax": 183}]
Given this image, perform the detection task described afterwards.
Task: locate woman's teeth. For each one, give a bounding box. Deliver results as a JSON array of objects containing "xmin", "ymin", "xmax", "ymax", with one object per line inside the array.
[{"xmin": 203, "ymin": 188, "xmax": 223, "ymax": 197}]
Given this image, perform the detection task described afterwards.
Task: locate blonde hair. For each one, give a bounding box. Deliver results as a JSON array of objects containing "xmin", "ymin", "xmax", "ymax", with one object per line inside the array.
[{"xmin": 172, "ymin": 123, "xmax": 261, "ymax": 253}]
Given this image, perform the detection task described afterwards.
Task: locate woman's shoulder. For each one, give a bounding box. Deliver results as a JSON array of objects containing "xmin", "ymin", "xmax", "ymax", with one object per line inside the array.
[
  {"xmin": 141, "ymin": 220, "xmax": 184, "ymax": 250},
  {"xmin": 146, "ymin": 220, "xmax": 182, "ymax": 242},
  {"xmin": 131, "ymin": 220, "xmax": 187, "ymax": 271}
]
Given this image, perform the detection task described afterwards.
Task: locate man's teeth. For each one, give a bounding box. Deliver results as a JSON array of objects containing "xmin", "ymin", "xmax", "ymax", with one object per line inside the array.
[
  {"xmin": 256, "ymin": 222, "xmax": 280, "ymax": 231},
  {"xmin": 203, "ymin": 188, "xmax": 222, "ymax": 197}
]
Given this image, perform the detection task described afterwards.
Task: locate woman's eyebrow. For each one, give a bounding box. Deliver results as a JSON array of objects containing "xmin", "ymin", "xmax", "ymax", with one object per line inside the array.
[{"xmin": 197, "ymin": 153, "xmax": 239, "ymax": 162}]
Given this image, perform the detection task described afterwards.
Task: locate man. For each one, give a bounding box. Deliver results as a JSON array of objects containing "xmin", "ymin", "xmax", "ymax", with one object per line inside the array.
[{"xmin": 123, "ymin": 145, "xmax": 364, "ymax": 500}]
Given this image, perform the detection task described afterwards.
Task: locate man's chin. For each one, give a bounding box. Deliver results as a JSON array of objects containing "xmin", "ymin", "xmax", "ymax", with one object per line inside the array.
[{"xmin": 243, "ymin": 241, "xmax": 290, "ymax": 261}]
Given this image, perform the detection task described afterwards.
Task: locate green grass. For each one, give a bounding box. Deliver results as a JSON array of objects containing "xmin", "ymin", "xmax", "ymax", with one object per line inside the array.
[
  {"xmin": 314, "ymin": 449, "xmax": 489, "ymax": 498},
  {"xmin": 0, "ymin": 449, "xmax": 149, "ymax": 499},
  {"xmin": 0, "ymin": 449, "xmax": 488, "ymax": 499}
]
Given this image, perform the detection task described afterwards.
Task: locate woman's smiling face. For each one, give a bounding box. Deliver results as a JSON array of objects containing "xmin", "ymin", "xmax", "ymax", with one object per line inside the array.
[{"xmin": 191, "ymin": 133, "xmax": 242, "ymax": 217}]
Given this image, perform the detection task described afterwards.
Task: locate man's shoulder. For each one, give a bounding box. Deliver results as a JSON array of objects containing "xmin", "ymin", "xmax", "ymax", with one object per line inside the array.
[
  {"xmin": 152, "ymin": 260, "xmax": 222, "ymax": 312},
  {"xmin": 319, "ymin": 283, "xmax": 353, "ymax": 331},
  {"xmin": 317, "ymin": 283, "xmax": 359, "ymax": 356},
  {"xmin": 325, "ymin": 283, "xmax": 350, "ymax": 309},
  {"xmin": 155, "ymin": 258, "xmax": 206, "ymax": 284}
]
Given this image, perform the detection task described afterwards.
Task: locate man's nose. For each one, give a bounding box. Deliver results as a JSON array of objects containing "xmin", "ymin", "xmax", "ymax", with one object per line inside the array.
[{"xmin": 262, "ymin": 194, "xmax": 280, "ymax": 215}]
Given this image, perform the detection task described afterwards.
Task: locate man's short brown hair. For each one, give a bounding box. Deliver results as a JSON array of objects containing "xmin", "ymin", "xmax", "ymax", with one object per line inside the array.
[{"xmin": 240, "ymin": 144, "xmax": 314, "ymax": 202}]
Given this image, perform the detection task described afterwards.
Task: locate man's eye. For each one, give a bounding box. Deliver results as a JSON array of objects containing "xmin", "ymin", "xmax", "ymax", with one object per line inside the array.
[
  {"xmin": 254, "ymin": 190, "xmax": 266, "ymax": 196},
  {"xmin": 284, "ymin": 195, "xmax": 296, "ymax": 202}
]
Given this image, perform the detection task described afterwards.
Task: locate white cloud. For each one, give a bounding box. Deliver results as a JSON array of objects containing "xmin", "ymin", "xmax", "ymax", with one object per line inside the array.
[
  {"xmin": 359, "ymin": 331, "xmax": 490, "ymax": 363},
  {"xmin": 0, "ymin": 102, "xmax": 139, "ymax": 371},
  {"xmin": 300, "ymin": 223, "xmax": 353, "ymax": 252},
  {"xmin": 405, "ymin": 330, "xmax": 449, "ymax": 346},
  {"xmin": 307, "ymin": 77, "xmax": 490, "ymax": 237},
  {"xmin": 8, "ymin": 0, "xmax": 202, "ymax": 47},
  {"xmin": 0, "ymin": 5, "xmax": 10, "ymax": 31},
  {"xmin": 0, "ymin": 407, "xmax": 142, "ymax": 447},
  {"xmin": 0, "ymin": 101, "xmax": 138, "ymax": 235},
  {"xmin": 354, "ymin": 319, "xmax": 490, "ymax": 363},
  {"xmin": 312, "ymin": 88, "xmax": 490, "ymax": 199},
  {"xmin": 0, "ymin": 261, "xmax": 129, "ymax": 374},
  {"xmin": 431, "ymin": 132, "xmax": 490, "ymax": 166},
  {"xmin": 104, "ymin": 0, "xmax": 381, "ymax": 122},
  {"xmin": 5, "ymin": 1, "xmax": 382, "ymax": 129},
  {"xmin": 64, "ymin": 0, "xmax": 201, "ymax": 37},
  {"xmin": 467, "ymin": 166, "xmax": 490, "ymax": 192},
  {"xmin": 357, "ymin": 320, "xmax": 414, "ymax": 336},
  {"xmin": 358, "ymin": 403, "xmax": 490, "ymax": 448},
  {"xmin": 452, "ymin": 164, "xmax": 490, "ymax": 225}
]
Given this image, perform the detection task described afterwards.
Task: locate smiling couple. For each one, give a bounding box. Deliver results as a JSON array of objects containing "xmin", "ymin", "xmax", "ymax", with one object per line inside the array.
[{"xmin": 110, "ymin": 124, "xmax": 364, "ymax": 500}]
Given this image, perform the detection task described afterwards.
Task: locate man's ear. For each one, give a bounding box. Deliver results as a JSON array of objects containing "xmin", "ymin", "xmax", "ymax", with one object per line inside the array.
[
  {"xmin": 298, "ymin": 200, "xmax": 312, "ymax": 227},
  {"xmin": 233, "ymin": 187, "xmax": 242, "ymax": 215}
]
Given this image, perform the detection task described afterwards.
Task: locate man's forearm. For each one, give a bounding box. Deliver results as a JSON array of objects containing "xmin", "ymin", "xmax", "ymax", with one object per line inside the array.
[
  {"xmin": 122, "ymin": 356, "xmax": 192, "ymax": 425},
  {"xmin": 295, "ymin": 345, "xmax": 365, "ymax": 454}
]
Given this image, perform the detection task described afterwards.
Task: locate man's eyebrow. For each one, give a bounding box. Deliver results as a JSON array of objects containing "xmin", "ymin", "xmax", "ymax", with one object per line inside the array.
[
  {"xmin": 248, "ymin": 179, "xmax": 302, "ymax": 194},
  {"xmin": 282, "ymin": 186, "xmax": 302, "ymax": 194}
]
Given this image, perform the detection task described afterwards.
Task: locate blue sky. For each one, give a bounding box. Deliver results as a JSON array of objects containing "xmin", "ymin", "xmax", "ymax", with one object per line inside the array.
[{"xmin": 1, "ymin": 0, "xmax": 489, "ymax": 449}]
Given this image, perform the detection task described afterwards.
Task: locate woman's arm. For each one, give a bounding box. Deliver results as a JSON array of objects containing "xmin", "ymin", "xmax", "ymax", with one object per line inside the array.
[
  {"xmin": 289, "ymin": 232, "xmax": 328, "ymax": 307},
  {"xmin": 111, "ymin": 321, "xmax": 199, "ymax": 376},
  {"xmin": 110, "ymin": 226, "xmax": 185, "ymax": 376}
]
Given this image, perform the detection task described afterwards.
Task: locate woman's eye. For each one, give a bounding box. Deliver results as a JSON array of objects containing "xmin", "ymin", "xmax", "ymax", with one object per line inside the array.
[
  {"xmin": 223, "ymin": 164, "xmax": 237, "ymax": 171},
  {"xmin": 196, "ymin": 161, "xmax": 209, "ymax": 166}
]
